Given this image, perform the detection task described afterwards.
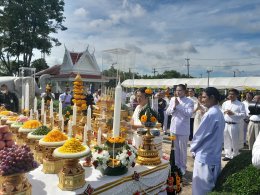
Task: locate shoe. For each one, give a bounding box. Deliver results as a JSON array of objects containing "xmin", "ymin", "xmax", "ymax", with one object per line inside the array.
[{"xmin": 222, "ymin": 157, "xmax": 231, "ymax": 161}]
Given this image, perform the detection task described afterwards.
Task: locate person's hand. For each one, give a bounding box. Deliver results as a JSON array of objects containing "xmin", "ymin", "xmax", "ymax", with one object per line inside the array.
[
  {"xmin": 225, "ymin": 110, "xmax": 234, "ymax": 115},
  {"xmin": 174, "ymin": 97, "xmax": 179, "ymax": 109}
]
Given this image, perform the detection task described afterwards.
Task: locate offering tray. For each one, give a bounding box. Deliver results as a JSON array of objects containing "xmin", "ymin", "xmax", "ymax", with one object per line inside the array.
[
  {"xmin": 39, "ymin": 139, "xmax": 67, "ymax": 174},
  {"xmin": 53, "ymin": 146, "xmax": 91, "ymax": 190}
]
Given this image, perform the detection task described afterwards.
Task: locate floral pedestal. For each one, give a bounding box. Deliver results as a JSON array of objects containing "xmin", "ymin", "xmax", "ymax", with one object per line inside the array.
[
  {"xmin": 53, "ymin": 146, "xmax": 90, "ymax": 190},
  {"xmin": 136, "ymin": 127, "xmax": 161, "ymax": 166},
  {"xmin": 0, "ymin": 173, "xmax": 31, "ymax": 195},
  {"xmin": 34, "ymin": 141, "xmax": 44, "ymax": 164},
  {"xmin": 16, "ymin": 132, "xmax": 28, "ymax": 145},
  {"xmin": 39, "ymin": 140, "xmax": 65, "ymax": 174}
]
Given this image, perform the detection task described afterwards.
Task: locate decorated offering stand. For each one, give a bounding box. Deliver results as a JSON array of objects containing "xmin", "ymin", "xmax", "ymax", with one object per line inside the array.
[
  {"xmin": 0, "ymin": 145, "xmax": 38, "ymax": 195},
  {"xmin": 53, "ymin": 138, "xmax": 91, "ymax": 190},
  {"xmin": 27, "ymin": 126, "xmax": 51, "ymax": 163},
  {"xmin": 10, "ymin": 116, "xmax": 29, "ymax": 142},
  {"xmin": 136, "ymin": 88, "xmax": 161, "ymax": 165},
  {"xmin": 39, "ymin": 129, "xmax": 68, "ymax": 174},
  {"xmin": 17, "ymin": 120, "xmax": 41, "ymax": 145}
]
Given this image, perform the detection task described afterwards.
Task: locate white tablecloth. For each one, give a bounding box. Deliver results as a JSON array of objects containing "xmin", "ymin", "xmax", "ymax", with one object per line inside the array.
[{"xmin": 27, "ymin": 159, "xmax": 170, "ymax": 195}]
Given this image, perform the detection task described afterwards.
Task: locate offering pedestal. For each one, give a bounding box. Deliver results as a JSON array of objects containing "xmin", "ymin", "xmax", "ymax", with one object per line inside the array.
[
  {"xmin": 42, "ymin": 146, "xmax": 63, "ymax": 174},
  {"xmin": 58, "ymin": 158, "xmax": 85, "ymax": 191},
  {"xmin": 0, "ymin": 173, "xmax": 32, "ymax": 195},
  {"xmin": 34, "ymin": 141, "xmax": 44, "ymax": 164},
  {"xmin": 136, "ymin": 127, "xmax": 161, "ymax": 166}
]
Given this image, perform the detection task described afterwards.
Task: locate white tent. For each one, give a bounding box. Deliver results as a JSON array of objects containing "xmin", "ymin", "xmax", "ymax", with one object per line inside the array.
[{"xmin": 121, "ymin": 77, "xmax": 260, "ymax": 90}]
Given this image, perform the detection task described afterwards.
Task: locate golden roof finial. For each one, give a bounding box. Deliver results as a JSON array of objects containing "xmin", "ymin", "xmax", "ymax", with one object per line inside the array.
[{"xmin": 75, "ymin": 73, "xmax": 82, "ymax": 81}]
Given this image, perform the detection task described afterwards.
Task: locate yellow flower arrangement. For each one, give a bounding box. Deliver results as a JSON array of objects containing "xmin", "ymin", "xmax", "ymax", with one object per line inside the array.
[
  {"xmin": 43, "ymin": 129, "xmax": 68, "ymax": 142},
  {"xmin": 107, "ymin": 136, "xmax": 125, "ymax": 143},
  {"xmin": 108, "ymin": 158, "xmax": 121, "ymax": 167},
  {"xmin": 145, "ymin": 88, "xmax": 153, "ymax": 95},
  {"xmin": 150, "ymin": 116, "xmax": 157, "ymax": 123},
  {"xmin": 58, "ymin": 138, "xmax": 85, "ymax": 153},
  {"xmin": 0, "ymin": 111, "xmax": 12, "ymax": 116},
  {"xmin": 140, "ymin": 115, "xmax": 147, "ymax": 123},
  {"xmin": 22, "ymin": 120, "xmax": 41, "ymax": 129}
]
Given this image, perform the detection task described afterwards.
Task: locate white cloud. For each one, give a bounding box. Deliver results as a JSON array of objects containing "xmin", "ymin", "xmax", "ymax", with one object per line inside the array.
[{"xmin": 73, "ymin": 8, "xmax": 88, "ymax": 17}]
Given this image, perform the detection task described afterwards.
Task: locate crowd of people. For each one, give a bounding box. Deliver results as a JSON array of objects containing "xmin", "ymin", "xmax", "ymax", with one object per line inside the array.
[
  {"xmin": 1, "ymin": 82, "xmax": 260, "ymax": 195},
  {"xmin": 128, "ymin": 85, "xmax": 260, "ymax": 195}
]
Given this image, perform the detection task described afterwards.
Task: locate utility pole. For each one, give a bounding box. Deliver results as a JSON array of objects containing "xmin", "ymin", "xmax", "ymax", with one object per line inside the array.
[
  {"xmin": 152, "ymin": 68, "xmax": 158, "ymax": 77},
  {"xmin": 185, "ymin": 58, "xmax": 190, "ymax": 77},
  {"xmin": 233, "ymin": 71, "xmax": 236, "ymax": 77},
  {"xmin": 200, "ymin": 73, "xmax": 202, "ymax": 78},
  {"xmin": 206, "ymin": 69, "xmax": 213, "ymax": 87}
]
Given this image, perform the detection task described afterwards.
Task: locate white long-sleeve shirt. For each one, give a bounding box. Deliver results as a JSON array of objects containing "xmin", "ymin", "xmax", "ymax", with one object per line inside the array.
[
  {"xmin": 252, "ymin": 133, "xmax": 260, "ymax": 169},
  {"xmin": 222, "ymin": 100, "xmax": 246, "ymax": 123},
  {"xmin": 191, "ymin": 105, "xmax": 225, "ymax": 165},
  {"xmin": 166, "ymin": 96, "xmax": 193, "ymax": 135}
]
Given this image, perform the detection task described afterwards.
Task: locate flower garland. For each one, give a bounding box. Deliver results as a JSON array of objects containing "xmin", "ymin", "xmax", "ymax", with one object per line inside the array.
[{"xmin": 92, "ymin": 144, "xmax": 136, "ymax": 171}]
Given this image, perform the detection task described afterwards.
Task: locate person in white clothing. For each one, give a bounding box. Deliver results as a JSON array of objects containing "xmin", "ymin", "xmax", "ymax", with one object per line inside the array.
[
  {"xmin": 252, "ymin": 133, "xmax": 260, "ymax": 169},
  {"xmin": 59, "ymin": 87, "xmax": 72, "ymax": 109},
  {"xmin": 222, "ymin": 88, "xmax": 246, "ymax": 161},
  {"xmin": 193, "ymin": 94, "xmax": 207, "ymax": 135},
  {"xmin": 166, "ymin": 84, "xmax": 193, "ymax": 175},
  {"xmin": 191, "ymin": 87, "xmax": 225, "ymax": 195},
  {"xmin": 247, "ymin": 95, "xmax": 260, "ymax": 150},
  {"xmin": 242, "ymin": 92, "xmax": 254, "ymax": 146},
  {"xmin": 131, "ymin": 87, "xmax": 149, "ymax": 128},
  {"xmin": 188, "ymin": 88, "xmax": 198, "ymax": 141}
]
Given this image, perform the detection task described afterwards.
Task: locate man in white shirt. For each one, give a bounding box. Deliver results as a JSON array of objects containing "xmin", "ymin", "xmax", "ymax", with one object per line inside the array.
[
  {"xmin": 166, "ymin": 84, "xmax": 193, "ymax": 175},
  {"xmin": 59, "ymin": 87, "xmax": 72, "ymax": 109},
  {"xmin": 188, "ymin": 88, "xmax": 198, "ymax": 141},
  {"xmin": 242, "ymin": 92, "xmax": 253, "ymax": 147},
  {"xmin": 247, "ymin": 95, "xmax": 260, "ymax": 150},
  {"xmin": 222, "ymin": 88, "xmax": 246, "ymax": 161}
]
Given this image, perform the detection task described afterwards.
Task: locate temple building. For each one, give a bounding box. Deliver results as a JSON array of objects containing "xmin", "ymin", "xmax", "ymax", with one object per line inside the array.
[{"xmin": 36, "ymin": 46, "xmax": 108, "ymax": 92}]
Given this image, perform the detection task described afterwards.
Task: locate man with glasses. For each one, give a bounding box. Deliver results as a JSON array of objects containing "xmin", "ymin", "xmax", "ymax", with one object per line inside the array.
[{"xmin": 166, "ymin": 84, "xmax": 193, "ymax": 175}]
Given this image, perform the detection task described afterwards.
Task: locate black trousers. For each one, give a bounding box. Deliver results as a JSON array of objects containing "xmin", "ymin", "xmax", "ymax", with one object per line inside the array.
[{"xmin": 189, "ymin": 118, "xmax": 194, "ymax": 141}]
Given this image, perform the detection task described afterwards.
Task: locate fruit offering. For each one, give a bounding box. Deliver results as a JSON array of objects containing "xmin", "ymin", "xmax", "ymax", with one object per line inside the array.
[
  {"xmin": 32, "ymin": 126, "xmax": 51, "ymax": 136},
  {"xmin": 43, "ymin": 129, "xmax": 68, "ymax": 142},
  {"xmin": 58, "ymin": 138, "xmax": 85, "ymax": 153},
  {"xmin": 22, "ymin": 120, "xmax": 41, "ymax": 129},
  {"xmin": 6, "ymin": 116, "xmax": 18, "ymax": 124},
  {"xmin": 72, "ymin": 74, "xmax": 87, "ymax": 111},
  {"xmin": 11, "ymin": 115, "xmax": 29, "ymax": 128},
  {"xmin": 0, "ymin": 145, "xmax": 38, "ymax": 176},
  {"xmin": 0, "ymin": 125, "xmax": 15, "ymax": 150}
]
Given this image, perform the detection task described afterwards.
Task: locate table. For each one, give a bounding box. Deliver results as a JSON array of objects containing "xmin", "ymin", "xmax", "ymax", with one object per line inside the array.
[{"xmin": 27, "ymin": 159, "xmax": 170, "ymax": 195}]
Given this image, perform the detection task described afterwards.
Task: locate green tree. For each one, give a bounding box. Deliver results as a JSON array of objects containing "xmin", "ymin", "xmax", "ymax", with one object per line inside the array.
[
  {"xmin": 0, "ymin": 0, "xmax": 67, "ymax": 76},
  {"xmin": 31, "ymin": 58, "xmax": 49, "ymax": 73}
]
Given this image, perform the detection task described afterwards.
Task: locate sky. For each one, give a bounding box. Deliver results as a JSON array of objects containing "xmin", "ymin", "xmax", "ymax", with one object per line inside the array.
[{"xmin": 35, "ymin": 0, "xmax": 260, "ymax": 78}]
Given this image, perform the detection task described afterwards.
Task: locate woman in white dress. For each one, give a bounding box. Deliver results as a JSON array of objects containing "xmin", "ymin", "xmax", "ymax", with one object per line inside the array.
[{"xmin": 193, "ymin": 94, "xmax": 207, "ymax": 135}]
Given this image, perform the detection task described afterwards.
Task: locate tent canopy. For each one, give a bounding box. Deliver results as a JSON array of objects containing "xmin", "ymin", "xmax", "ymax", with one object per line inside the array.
[{"xmin": 121, "ymin": 77, "xmax": 260, "ymax": 90}]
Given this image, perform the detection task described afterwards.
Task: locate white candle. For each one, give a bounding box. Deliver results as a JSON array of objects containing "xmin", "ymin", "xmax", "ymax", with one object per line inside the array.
[
  {"xmin": 112, "ymin": 82, "xmax": 122, "ymax": 137},
  {"xmin": 61, "ymin": 117, "xmax": 64, "ymax": 132},
  {"xmin": 29, "ymin": 109, "xmax": 33, "ymax": 120},
  {"xmin": 87, "ymin": 106, "xmax": 92, "ymax": 130},
  {"xmin": 35, "ymin": 110, "xmax": 39, "ymax": 120},
  {"xmin": 58, "ymin": 100, "xmax": 62, "ymax": 120},
  {"xmin": 68, "ymin": 120, "xmax": 72, "ymax": 138},
  {"xmin": 151, "ymin": 95, "xmax": 154, "ymax": 109},
  {"xmin": 21, "ymin": 95, "xmax": 24, "ymax": 111},
  {"xmin": 97, "ymin": 127, "xmax": 102, "ymax": 146},
  {"xmin": 41, "ymin": 98, "xmax": 44, "ymax": 116},
  {"xmin": 83, "ymin": 124, "xmax": 87, "ymax": 145},
  {"xmin": 25, "ymin": 83, "xmax": 29, "ymax": 111},
  {"xmin": 72, "ymin": 104, "xmax": 77, "ymax": 125},
  {"xmin": 43, "ymin": 111, "xmax": 46, "ymax": 126},
  {"xmin": 50, "ymin": 99, "xmax": 53, "ymax": 118},
  {"xmin": 33, "ymin": 97, "xmax": 37, "ymax": 113},
  {"xmin": 104, "ymin": 87, "xmax": 107, "ymax": 97}
]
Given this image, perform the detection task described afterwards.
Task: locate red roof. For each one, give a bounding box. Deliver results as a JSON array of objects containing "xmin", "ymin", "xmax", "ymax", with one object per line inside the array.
[
  {"xmin": 70, "ymin": 52, "xmax": 83, "ymax": 65},
  {"xmin": 35, "ymin": 64, "xmax": 61, "ymax": 76}
]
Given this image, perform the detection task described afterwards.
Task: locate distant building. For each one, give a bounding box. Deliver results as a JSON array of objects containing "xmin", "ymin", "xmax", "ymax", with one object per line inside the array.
[{"xmin": 36, "ymin": 46, "xmax": 108, "ymax": 93}]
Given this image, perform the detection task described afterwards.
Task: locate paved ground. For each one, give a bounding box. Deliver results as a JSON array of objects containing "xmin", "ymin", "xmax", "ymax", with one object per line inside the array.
[{"xmin": 162, "ymin": 140, "xmax": 232, "ymax": 195}]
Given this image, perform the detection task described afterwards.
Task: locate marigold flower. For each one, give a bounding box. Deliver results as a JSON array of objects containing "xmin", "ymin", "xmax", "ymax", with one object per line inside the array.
[
  {"xmin": 145, "ymin": 88, "xmax": 153, "ymax": 95},
  {"xmin": 141, "ymin": 115, "xmax": 147, "ymax": 122},
  {"xmin": 150, "ymin": 116, "xmax": 157, "ymax": 123}
]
